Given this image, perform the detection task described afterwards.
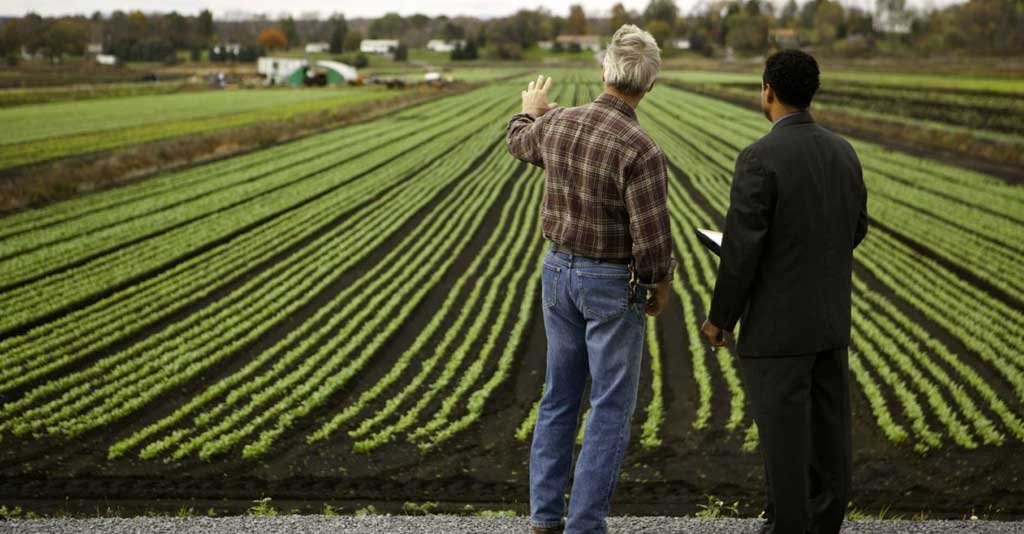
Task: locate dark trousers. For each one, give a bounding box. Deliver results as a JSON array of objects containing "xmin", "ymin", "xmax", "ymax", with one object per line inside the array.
[{"xmin": 738, "ymin": 347, "xmax": 852, "ymax": 534}]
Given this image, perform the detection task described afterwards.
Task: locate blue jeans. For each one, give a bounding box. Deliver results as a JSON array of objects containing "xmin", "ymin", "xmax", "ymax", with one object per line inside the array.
[{"xmin": 530, "ymin": 242, "xmax": 648, "ymax": 534}]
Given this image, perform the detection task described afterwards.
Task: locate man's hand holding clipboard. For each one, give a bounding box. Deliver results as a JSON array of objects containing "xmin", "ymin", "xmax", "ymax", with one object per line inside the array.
[
  {"xmin": 695, "ymin": 228, "xmax": 723, "ymax": 256},
  {"xmin": 693, "ymin": 228, "xmax": 730, "ymax": 346}
]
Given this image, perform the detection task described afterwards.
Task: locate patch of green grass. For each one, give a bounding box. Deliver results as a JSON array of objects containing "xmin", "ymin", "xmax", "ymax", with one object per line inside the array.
[
  {"xmin": 695, "ymin": 495, "xmax": 740, "ymax": 519},
  {"xmin": 247, "ymin": 496, "xmax": 278, "ymax": 517}
]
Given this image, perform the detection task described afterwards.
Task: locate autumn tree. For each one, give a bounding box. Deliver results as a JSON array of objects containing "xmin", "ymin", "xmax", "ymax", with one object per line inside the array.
[{"xmin": 258, "ymin": 27, "xmax": 288, "ymax": 50}]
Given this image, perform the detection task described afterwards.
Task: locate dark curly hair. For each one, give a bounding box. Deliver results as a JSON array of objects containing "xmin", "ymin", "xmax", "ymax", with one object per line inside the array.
[{"xmin": 762, "ymin": 49, "xmax": 820, "ymax": 109}]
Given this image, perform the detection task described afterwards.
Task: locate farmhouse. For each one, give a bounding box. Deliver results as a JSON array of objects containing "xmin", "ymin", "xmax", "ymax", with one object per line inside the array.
[
  {"xmin": 769, "ymin": 28, "xmax": 800, "ymax": 48},
  {"xmin": 426, "ymin": 39, "xmax": 465, "ymax": 53},
  {"xmin": 360, "ymin": 39, "xmax": 399, "ymax": 54},
  {"xmin": 305, "ymin": 42, "xmax": 330, "ymax": 53},
  {"xmin": 555, "ymin": 34, "xmax": 601, "ymax": 51}
]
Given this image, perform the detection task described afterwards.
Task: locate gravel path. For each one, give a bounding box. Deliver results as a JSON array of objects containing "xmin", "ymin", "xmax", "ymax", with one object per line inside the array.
[{"xmin": 1, "ymin": 516, "xmax": 1022, "ymax": 534}]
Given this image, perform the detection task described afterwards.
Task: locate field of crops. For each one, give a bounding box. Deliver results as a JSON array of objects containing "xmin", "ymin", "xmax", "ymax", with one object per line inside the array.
[
  {"xmin": 660, "ymin": 70, "xmax": 1024, "ymax": 169},
  {"xmin": 0, "ymin": 86, "xmax": 411, "ymax": 171},
  {"xmin": 0, "ymin": 70, "xmax": 1021, "ymax": 515}
]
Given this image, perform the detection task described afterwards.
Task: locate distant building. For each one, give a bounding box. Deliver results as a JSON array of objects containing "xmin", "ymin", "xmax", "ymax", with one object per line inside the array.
[
  {"xmin": 360, "ymin": 39, "xmax": 399, "ymax": 54},
  {"xmin": 86, "ymin": 43, "xmax": 103, "ymax": 56},
  {"xmin": 555, "ymin": 34, "xmax": 602, "ymax": 51},
  {"xmin": 316, "ymin": 60, "xmax": 359, "ymax": 83},
  {"xmin": 258, "ymin": 56, "xmax": 307, "ymax": 85},
  {"xmin": 426, "ymin": 39, "xmax": 466, "ymax": 53},
  {"xmin": 537, "ymin": 40, "xmax": 554, "ymax": 50},
  {"xmin": 672, "ymin": 38, "xmax": 691, "ymax": 50},
  {"xmin": 213, "ymin": 42, "xmax": 242, "ymax": 56},
  {"xmin": 95, "ymin": 54, "xmax": 118, "ymax": 66},
  {"xmin": 258, "ymin": 57, "xmax": 358, "ymax": 86},
  {"xmin": 873, "ymin": 4, "xmax": 912, "ymax": 34},
  {"xmin": 768, "ymin": 28, "xmax": 800, "ymax": 48},
  {"xmin": 305, "ymin": 42, "xmax": 330, "ymax": 53}
]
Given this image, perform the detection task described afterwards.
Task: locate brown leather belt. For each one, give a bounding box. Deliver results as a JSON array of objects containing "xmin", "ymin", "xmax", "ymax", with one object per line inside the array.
[{"xmin": 551, "ymin": 242, "xmax": 631, "ymax": 264}]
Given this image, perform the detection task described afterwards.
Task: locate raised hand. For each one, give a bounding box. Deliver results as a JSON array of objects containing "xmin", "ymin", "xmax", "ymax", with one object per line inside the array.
[{"xmin": 521, "ymin": 74, "xmax": 558, "ymax": 118}]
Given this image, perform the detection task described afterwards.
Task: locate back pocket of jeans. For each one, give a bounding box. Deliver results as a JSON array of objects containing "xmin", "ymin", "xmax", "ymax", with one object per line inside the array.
[{"xmin": 577, "ymin": 269, "xmax": 629, "ymax": 320}]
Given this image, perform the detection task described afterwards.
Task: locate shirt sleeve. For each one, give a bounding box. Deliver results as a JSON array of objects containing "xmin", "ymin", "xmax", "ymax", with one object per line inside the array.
[
  {"xmin": 708, "ymin": 145, "xmax": 776, "ymax": 332},
  {"xmin": 506, "ymin": 110, "xmax": 553, "ymax": 168},
  {"xmin": 623, "ymin": 144, "xmax": 676, "ymax": 289}
]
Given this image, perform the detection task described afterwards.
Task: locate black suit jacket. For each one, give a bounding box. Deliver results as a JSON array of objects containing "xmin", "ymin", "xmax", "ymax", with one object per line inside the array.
[{"xmin": 708, "ymin": 111, "xmax": 868, "ymax": 357}]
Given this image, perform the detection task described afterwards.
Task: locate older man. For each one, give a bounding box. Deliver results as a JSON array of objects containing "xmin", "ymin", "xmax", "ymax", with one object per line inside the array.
[{"xmin": 506, "ymin": 25, "xmax": 676, "ymax": 534}]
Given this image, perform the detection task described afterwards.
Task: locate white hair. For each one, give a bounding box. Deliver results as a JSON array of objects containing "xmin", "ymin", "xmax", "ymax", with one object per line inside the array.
[{"xmin": 603, "ymin": 24, "xmax": 662, "ymax": 95}]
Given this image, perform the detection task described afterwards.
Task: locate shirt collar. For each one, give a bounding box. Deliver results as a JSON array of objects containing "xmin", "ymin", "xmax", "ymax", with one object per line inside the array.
[
  {"xmin": 771, "ymin": 109, "xmax": 811, "ymax": 130},
  {"xmin": 594, "ymin": 92, "xmax": 637, "ymax": 121}
]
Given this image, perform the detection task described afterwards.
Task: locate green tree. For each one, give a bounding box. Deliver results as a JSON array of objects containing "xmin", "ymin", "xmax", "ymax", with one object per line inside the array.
[
  {"xmin": 196, "ymin": 9, "xmax": 214, "ymax": 41},
  {"xmin": 329, "ymin": 15, "xmax": 347, "ymax": 53},
  {"xmin": 280, "ymin": 16, "xmax": 299, "ymax": 48},
  {"xmin": 644, "ymin": 0, "xmax": 679, "ymax": 31},
  {"xmin": 725, "ymin": 11, "xmax": 771, "ymax": 52},
  {"xmin": 369, "ymin": 12, "xmax": 406, "ymax": 38},
  {"xmin": 646, "ymin": 19, "xmax": 673, "ymax": 46},
  {"xmin": 567, "ymin": 5, "xmax": 589, "ymax": 34},
  {"xmin": 39, "ymin": 18, "xmax": 90, "ymax": 62},
  {"xmin": 163, "ymin": 11, "xmax": 188, "ymax": 49},
  {"xmin": 780, "ymin": 0, "xmax": 799, "ymax": 26},
  {"xmin": 610, "ymin": 3, "xmax": 632, "ymax": 32},
  {"xmin": 343, "ymin": 29, "xmax": 363, "ymax": 52},
  {"xmin": 813, "ymin": 0, "xmax": 846, "ymax": 44},
  {"xmin": 393, "ymin": 42, "xmax": 408, "ymax": 61},
  {"xmin": 442, "ymin": 22, "xmax": 465, "ymax": 40},
  {"xmin": 408, "ymin": 13, "xmax": 430, "ymax": 29}
]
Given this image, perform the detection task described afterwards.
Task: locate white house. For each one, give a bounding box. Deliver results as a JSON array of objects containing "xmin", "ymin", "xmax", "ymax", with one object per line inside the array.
[
  {"xmin": 873, "ymin": 10, "xmax": 912, "ymax": 34},
  {"xmin": 672, "ymin": 38, "xmax": 691, "ymax": 50},
  {"xmin": 537, "ymin": 40, "xmax": 554, "ymax": 50},
  {"xmin": 95, "ymin": 54, "xmax": 118, "ymax": 66},
  {"xmin": 555, "ymin": 35, "xmax": 602, "ymax": 52},
  {"xmin": 360, "ymin": 39, "xmax": 399, "ymax": 54},
  {"xmin": 426, "ymin": 39, "xmax": 466, "ymax": 53},
  {"xmin": 305, "ymin": 42, "xmax": 330, "ymax": 53},
  {"xmin": 86, "ymin": 43, "xmax": 103, "ymax": 55},
  {"xmin": 213, "ymin": 42, "xmax": 242, "ymax": 56}
]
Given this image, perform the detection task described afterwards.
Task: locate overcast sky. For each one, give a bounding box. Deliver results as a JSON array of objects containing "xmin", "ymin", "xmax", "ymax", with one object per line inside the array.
[{"xmin": 2, "ymin": 0, "xmax": 964, "ymax": 19}]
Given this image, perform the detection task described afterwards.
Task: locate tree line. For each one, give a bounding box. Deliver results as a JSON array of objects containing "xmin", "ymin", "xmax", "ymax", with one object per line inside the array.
[{"xmin": 0, "ymin": 0, "xmax": 1019, "ymax": 66}]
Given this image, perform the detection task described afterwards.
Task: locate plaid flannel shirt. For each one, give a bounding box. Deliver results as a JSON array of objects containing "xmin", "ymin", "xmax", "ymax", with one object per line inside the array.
[{"xmin": 506, "ymin": 92, "xmax": 676, "ymax": 289}]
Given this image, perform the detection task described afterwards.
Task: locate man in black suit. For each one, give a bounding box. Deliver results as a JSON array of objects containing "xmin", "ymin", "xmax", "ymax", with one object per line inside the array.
[{"xmin": 701, "ymin": 49, "xmax": 868, "ymax": 534}]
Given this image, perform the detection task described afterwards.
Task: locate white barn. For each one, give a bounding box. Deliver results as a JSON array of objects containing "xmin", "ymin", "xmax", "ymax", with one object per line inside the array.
[
  {"xmin": 305, "ymin": 42, "xmax": 330, "ymax": 53},
  {"xmin": 360, "ymin": 39, "xmax": 399, "ymax": 54},
  {"xmin": 426, "ymin": 39, "xmax": 466, "ymax": 53}
]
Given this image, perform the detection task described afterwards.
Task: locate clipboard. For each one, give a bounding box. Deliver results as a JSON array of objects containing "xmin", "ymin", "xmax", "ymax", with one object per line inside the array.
[{"xmin": 695, "ymin": 228, "xmax": 723, "ymax": 256}]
